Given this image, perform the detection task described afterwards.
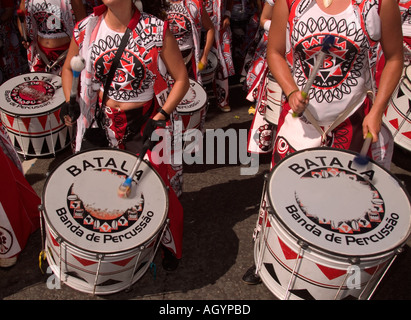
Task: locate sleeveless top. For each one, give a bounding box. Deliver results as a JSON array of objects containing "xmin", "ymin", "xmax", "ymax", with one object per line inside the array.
[
  {"xmin": 26, "ymin": 0, "xmax": 74, "ymax": 39},
  {"xmin": 287, "ymin": 0, "xmax": 381, "ymax": 126},
  {"xmin": 87, "ymin": 17, "xmax": 155, "ymax": 103}
]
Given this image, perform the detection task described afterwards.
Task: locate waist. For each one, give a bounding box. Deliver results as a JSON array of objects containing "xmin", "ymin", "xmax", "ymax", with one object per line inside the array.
[
  {"xmin": 99, "ymin": 91, "xmax": 153, "ymax": 111},
  {"xmin": 37, "ymin": 36, "xmax": 71, "ymax": 48}
]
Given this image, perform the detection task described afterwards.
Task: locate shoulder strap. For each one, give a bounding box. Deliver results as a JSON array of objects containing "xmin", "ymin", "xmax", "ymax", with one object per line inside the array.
[{"xmin": 94, "ymin": 28, "xmax": 132, "ymax": 125}]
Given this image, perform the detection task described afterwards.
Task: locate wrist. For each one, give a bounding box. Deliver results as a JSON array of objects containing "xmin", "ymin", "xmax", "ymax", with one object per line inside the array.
[
  {"xmin": 287, "ymin": 89, "xmax": 299, "ymax": 101},
  {"xmin": 158, "ymin": 108, "xmax": 170, "ymax": 120}
]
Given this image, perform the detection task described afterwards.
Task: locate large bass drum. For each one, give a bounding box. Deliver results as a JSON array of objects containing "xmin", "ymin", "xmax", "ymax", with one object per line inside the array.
[
  {"xmin": 40, "ymin": 149, "xmax": 169, "ymax": 295},
  {"xmin": 255, "ymin": 148, "xmax": 411, "ymax": 300}
]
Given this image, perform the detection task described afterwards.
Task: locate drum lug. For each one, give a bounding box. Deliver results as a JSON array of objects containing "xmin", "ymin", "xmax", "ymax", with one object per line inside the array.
[
  {"xmin": 297, "ymin": 240, "xmax": 308, "ymax": 250},
  {"xmin": 38, "ymin": 204, "xmax": 44, "ymax": 211},
  {"xmin": 349, "ymin": 257, "xmax": 360, "ymax": 265}
]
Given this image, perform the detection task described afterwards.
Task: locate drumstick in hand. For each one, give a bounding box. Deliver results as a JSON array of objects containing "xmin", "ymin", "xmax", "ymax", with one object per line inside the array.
[
  {"xmin": 118, "ymin": 141, "xmax": 150, "ymax": 198},
  {"xmin": 70, "ymin": 55, "xmax": 85, "ymax": 103},
  {"xmin": 17, "ymin": 9, "xmax": 28, "ymax": 42},
  {"xmin": 354, "ymin": 132, "xmax": 373, "ymax": 165},
  {"xmin": 292, "ymin": 35, "xmax": 335, "ymax": 117}
]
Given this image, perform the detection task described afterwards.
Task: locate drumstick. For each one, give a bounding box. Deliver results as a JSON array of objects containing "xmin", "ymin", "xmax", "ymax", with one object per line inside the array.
[
  {"xmin": 70, "ymin": 55, "xmax": 86, "ymax": 104},
  {"xmin": 354, "ymin": 132, "xmax": 373, "ymax": 165},
  {"xmin": 17, "ymin": 9, "xmax": 28, "ymax": 42},
  {"xmin": 117, "ymin": 141, "xmax": 150, "ymax": 198},
  {"xmin": 292, "ymin": 35, "xmax": 335, "ymax": 117}
]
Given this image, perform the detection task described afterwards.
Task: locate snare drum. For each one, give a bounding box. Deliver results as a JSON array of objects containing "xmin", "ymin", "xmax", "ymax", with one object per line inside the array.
[
  {"xmin": 255, "ymin": 148, "xmax": 411, "ymax": 300},
  {"xmin": 265, "ymin": 73, "xmax": 282, "ymax": 125},
  {"xmin": 383, "ymin": 65, "xmax": 411, "ymax": 151},
  {"xmin": 40, "ymin": 149, "xmax": 168, "ymax": 295},
  {"xmin": 200, "ymin": 51, "xmax": 218, "ymax": 85},
  {"xmin": 0, "ymin": 73, "xmax": 72, "ymax": 157},
  {"xmin": 176, "ymin": 79, "xmax": 207, "ymax": 152}
]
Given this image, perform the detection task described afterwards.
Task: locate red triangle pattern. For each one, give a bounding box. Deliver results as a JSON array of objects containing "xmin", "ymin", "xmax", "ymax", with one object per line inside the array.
[
  {"xmin": 71, "ymin": 254, "xmax": 98, "ymax": 266},
  {"xmin": 278, "ymin": 237, "xmax": 300, "ymax": 260},
  {"xmin": 5, "ymin": 114, "xmax": 15, "ymax": 128},
  {"xmin": 37, "ymin": 114, "xmax": 49, "ymax": 130},
  {"xmin": 389, "ymin": 118, "xmax": 399, "ymax": 130},
  {"xmin": 49, "ymin": 231, "xmax": 60, "ymax": 247},
  {"xmin": 20, "ymin": 117, "xmax": 31, "ymax": 131},
  {"xmin": 315, "ymin": 264, "xmax": 347, "ymax": 280},
  {"xmin": 111, "ymin": 256, "xmax": 134, "ymax": 267}
]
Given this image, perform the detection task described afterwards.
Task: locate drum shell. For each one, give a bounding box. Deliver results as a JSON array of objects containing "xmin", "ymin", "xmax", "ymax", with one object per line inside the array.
[
  {"xmin": 255, "ymin": 205, "xmax": 396, "ymax": 300},
  {"xmin": 264, "ymin": 74, "xmax": 282, "ymax": 125},
  {"xmin": 383, "ymin": 69, "xmax": 411, "ymax": 151},
  {"xmin": 44, "ymin": 219, "xmax": 163, "ymax": 295}
]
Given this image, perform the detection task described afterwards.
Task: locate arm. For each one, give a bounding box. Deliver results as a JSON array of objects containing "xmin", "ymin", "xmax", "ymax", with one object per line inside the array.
[
  {"xmin": 222, "ymin": 0, "xmax": 233, "ymax": 30},
  {"xmin": 260, "ymin": 1, "xmax": 273, "ymax": 31},
  {"xmin": 71, "ymin": 0, "xmax": 87, "ymax": 22},
  {"xmin": 156, "ymin": 29, "xmax": 190, "ymax": 121},
  {"xmin": 267, "ymin": 0, "xmax": 308, "ymax": 115},
  {"xmin": 60, "ymin": 37, "xmax": 81, "ymax": 126},
  {"xmin": 200, "ymin": 9, "xmax": 215, "ymax": 67},
  {"xmin": 362, "ymin": 0, "xmax": 403, "ymax": 142}
]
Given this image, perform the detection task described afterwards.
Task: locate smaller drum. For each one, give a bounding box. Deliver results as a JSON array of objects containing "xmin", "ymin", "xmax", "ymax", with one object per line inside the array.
[
  {"xmin": 0, "ymin": 73, "xmax": 72, "ymax": 157},
  {"xmin": 176, "ymin": 79, "xmax": 207, "ymax": 153},
  {"xmin": 200, "ymin": 51, "xmax": 218, "ymax": 85},
  {"xmin": 383, "ymin": 65, "xmax": 411, "ymax": 151},
  {"xmin": 265, "ymin": 73, "xmax": 282, "ymax": 125},
  {"xmin": 40, "ymin": 149, "xmax": 169, "ymax": 295},
  {"xmin": 255, "ymin": 148, "xmax": 411, "ymax": 300}
]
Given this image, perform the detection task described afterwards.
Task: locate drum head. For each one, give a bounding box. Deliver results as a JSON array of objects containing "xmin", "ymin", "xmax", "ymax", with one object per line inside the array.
[
  {"xmin": 200, "ymin": 51, "xmax": 217, "ymax": 74},
  {"xmin": 267, "ymin": 148, "xmax": 411, "ymax": 258},
  {"xmin": 0, "ymin": 73, "xmax": 64, "ymax": 116},
  {"xmin": 176, "ymin": 79, "xmax": 207, "ymax": 114},
  {"xmin": 42, "ymin": 149, "xmax": 168, "ymax": 254}
]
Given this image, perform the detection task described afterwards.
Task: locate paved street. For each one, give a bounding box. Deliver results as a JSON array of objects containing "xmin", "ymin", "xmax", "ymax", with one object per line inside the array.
[{"xmin": 1, "ymin": 80, "xmax": 410, "ymax": 305}]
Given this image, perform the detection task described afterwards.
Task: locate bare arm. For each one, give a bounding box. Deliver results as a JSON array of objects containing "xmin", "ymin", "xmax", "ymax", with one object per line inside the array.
[
  {"xmin": 200, "ymin": 9, "xmax": 215, "ymax": 67},
  {"xmin": 267, "ymin": 0, "xmax": 308, "ymax": 115},
  {"xmin": 156, "ymin": 29, "xmax": 190, "ymax": 120},
  {"xmin": 362, "ymin": 0, "xmax": 403, "ymax": 142}
]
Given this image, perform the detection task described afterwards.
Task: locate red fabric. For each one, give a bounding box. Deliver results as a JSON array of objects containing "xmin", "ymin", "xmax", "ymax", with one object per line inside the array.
[{"xmin": 0, "ymin": 149, "xmax": 40, "ymax": 258}]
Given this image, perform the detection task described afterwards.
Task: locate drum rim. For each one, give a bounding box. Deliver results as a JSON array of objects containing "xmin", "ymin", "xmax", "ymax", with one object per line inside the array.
[
  {"xmin": 41, "ymin": 147, "xmax": 169, "ymax": 255},
  {"xmin": 266, "ymin": 147, "xmax": 411, "ymax": 260},
  {"xmin": 0, "ymin": 72, "xmax": 64, "ymax": 116}
]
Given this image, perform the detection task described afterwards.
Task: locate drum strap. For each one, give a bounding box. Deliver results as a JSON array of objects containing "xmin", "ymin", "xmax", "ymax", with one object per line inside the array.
[
  {"xmin": 35, "ymin": 42, "xmax": 68, "ymax": 72},
  {"xmin": 93, "ymin": 27, "xmax": 132, "ymax": 127},
  {"xmin": 302, "ymin": 92, "xmax": 367, "ymax": 145}
]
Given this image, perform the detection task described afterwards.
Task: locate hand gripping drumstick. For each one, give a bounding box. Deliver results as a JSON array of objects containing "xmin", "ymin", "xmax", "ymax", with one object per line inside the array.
[
  {"xmin": 292, "ymin": 35, "xmax": 335, "ymax": 117},
  {"xmin": 17, "ymin": 9, "xmax": 28, "ymax": 42},
  {"xmin": 354, "ymin": 132, "xmax": 373, "ymax": 165},
  {"xmin": 70, "ymin": 55, "xmax": 86, "ymax": 104},
  {"xmin": 117, "ymin": 140, "xmax": 150, "ymax": 198}
]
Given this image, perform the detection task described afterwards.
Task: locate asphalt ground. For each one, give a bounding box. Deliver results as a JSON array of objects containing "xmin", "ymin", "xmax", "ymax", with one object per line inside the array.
[{"xmin": 1, "ymin": 78, "xmax": 411, "ymax": 310}]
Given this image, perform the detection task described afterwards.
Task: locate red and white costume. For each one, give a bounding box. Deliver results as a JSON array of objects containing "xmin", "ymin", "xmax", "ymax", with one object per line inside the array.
[
  {"xmin": 25, "ymin": 0, "xmax": 76, "ymax": 74},
  {"xmin": 0, "ymin": 119, "xmax": 40, "ymax": 265},
  {"xmin": 272, "ymin": 0, "xmax": 393, "ymax": 169},
  {"xmin": 73, "ymin": 5, "xmax": 184, "ymax": 259}
]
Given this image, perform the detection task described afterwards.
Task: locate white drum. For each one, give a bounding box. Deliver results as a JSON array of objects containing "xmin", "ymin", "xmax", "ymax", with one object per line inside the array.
[
  {"xmin": 0, "ymin": 73, "xmax": 72, "ymax": 157},
  {"xmin": 255, "ymin": 148, "xmax": 411, "ymax": 300},
  {"xmin": 176, "ymin": 79, "xmax": 207, "ymax": 153},
  {"xmin": 40, "ymin": 149, "xmax": 169, "ymax": 295},
  {"xmin": 383, "ymin": 65, "xmax": 411, "ymax": 151},
  {"xmin": 265, "ymin": 73, "xmax": 282, "ymax": 125},
  {"xmin": 200, "ymin": 51, "xmax": 218, "ymax": 85}
]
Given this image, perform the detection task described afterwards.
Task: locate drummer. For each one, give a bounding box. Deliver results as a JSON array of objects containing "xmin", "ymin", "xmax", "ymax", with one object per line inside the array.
[
  {"xmin": 203, "ymin": 0, "xmax": 236, "ymax": 112},
  {"xmin": 242, "ymin": 0, "xmax": 403, "ymax": 284},
  {"xmin": 164, "ymin": 0, "xmax": 215, "ymax": 84},
  {"xmin": 60, "ymin": 0, "xmax": 189, "ymax": 271},
  {"xmin": 17, "ymin": 0, "xmax": 87, "ymax": 75}
]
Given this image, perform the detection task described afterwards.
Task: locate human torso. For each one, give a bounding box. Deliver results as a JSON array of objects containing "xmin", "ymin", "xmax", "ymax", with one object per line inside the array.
[
  {"xmin": 291, "ymin": 0, "xmax": 373, "ymax": 125},
  {"xmin": 90, "ymin": 16, "xmax": 155, "ymax": 107},
  {"xmin": 27, "ymin": 0, "xmax": 73, "ymax": 45}
]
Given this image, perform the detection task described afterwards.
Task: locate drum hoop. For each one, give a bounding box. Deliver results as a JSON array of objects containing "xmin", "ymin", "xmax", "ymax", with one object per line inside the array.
[
  {"xmin": 41, "ymin": 147, "xmax": 169, "ymax": 255},
  {"xmin": 0, "ymin": 101, "xmax": 66, "ymax": 117},
  {"xmin": 266, "ymin": 147, "xmax": 411, "ymax": 260}
]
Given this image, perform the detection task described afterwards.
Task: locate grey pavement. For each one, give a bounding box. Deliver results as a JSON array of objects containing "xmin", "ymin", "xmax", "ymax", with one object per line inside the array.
[{"xmin": 1, "ymin": 79, "xmax": 410, "ymax": 305}]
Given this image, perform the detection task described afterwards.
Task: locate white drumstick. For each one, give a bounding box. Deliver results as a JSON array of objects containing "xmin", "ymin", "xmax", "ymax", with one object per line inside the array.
[{"xmin": 70, "ymin": 55, "xmax": 85, "ymax": 104}]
